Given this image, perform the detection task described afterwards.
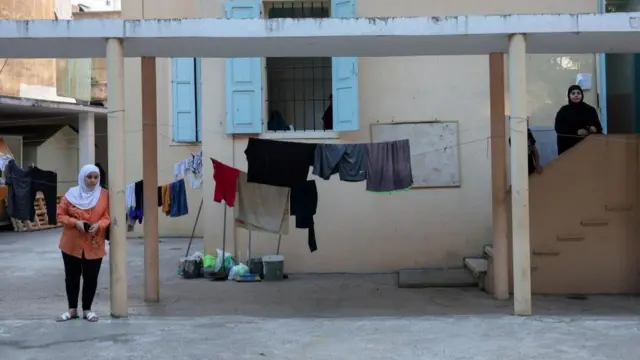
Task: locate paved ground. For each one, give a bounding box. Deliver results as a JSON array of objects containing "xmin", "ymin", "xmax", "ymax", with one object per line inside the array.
[{"xmin": 1, "ymin": 229, "xmax": 640, "ymax": 359}]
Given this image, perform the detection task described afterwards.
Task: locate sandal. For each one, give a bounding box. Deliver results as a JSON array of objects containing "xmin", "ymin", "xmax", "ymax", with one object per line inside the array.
[
  {"xmin": 83, "ymin": 311, "xmax": 99, "ymax": 322},
  {"xmin": 56, "ymin": 311, "xmax": 79, "ymax": 322}
]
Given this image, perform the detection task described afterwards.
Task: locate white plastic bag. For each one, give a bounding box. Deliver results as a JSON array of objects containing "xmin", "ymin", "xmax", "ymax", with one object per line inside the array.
[{"xmin": 214, "ymin": 248, "xmax": 237, "ymax": 272}]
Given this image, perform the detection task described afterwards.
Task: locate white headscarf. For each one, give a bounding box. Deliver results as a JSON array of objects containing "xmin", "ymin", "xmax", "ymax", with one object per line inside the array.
[{"xmin": 64, "ymin": 164, "xmax": 102, "ymax": 210}]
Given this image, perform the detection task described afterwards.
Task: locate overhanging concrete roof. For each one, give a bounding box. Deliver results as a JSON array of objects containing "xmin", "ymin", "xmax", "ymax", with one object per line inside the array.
[{"xmin": 2, "ymin": 12, "xmax": 640, "ymax": 58}]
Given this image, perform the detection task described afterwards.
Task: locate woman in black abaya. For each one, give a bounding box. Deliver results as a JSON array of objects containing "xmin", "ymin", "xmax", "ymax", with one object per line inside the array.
[{"xmin": 554, "ymin": 85, "xmax": 602, "ymax": 155}]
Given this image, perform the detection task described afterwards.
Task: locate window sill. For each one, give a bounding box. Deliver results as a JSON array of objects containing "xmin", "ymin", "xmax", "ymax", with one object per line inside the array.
[
  {"xmin": 259, "ymin": 131, "xmax": 339, "ymax": 140},
  {"xmin": 169, "ymin": 141, "xmax": 202, "ymax": 147}
]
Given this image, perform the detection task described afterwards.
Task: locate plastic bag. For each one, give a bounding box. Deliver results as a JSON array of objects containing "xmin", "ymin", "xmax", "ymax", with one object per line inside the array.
[
  {"xmin": 228, "ymin": 264, "xmax": 250, "ymax": 280},
  {"xmin": 214, "ymin": 248, "xmax": 237, "ymax": 272},
  {"xmin": 178, "ymin": 257, "xmax": 203, "ymax": 279},
  {"xmin": 202, "ymin": 255, "xmax": 216, "ymax": 268}
]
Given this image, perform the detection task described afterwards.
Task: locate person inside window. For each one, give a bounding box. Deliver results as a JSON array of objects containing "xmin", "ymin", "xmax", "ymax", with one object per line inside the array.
[
  {"xmin": 322, "ymin": 93, "xmax": 333, "ymax": 131},
  {"xmin": 509, "ymin": 120, "xmax": 543, "ymax": 175},
  {"xmin": 554, "ymin": 85, "xmax": 602, "ymax": 155}
]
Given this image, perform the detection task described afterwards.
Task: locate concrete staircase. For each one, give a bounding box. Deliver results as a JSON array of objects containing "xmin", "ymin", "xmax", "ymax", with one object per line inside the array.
[
  {"xmin": 461, "ymin": 211, "xmax": 616, "ymax": 295},
  {"xmin": 462, "ymin": 246, "xmax": 490, "ymax": 291}
]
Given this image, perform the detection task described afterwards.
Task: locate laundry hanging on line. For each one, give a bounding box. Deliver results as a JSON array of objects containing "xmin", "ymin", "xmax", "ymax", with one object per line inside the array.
[
  {"xmin": 174, "ymin": 151, "xmax": 203, "ymax": 189},
  {"xmin": 125, "ymin": 177, "xmax": 190, "ymax": 232},
  {"xmin": 312, "ymin": 143, "xmax": 369, "ymax": 182},
  {"xmin": 235, "ymin": 171, "xmax": 290, "ymax": 235},
  {"xmin": 211, "ymin": 157, "xmax": 291, "ymax": 235},
  {"xmin": 244, "ymin": 137, "xmax": 413, "ymax": 192},
  {"xmin": 4, "ymin": 159, "xmax": 58, "ymax": 225},
  {"xmin": 244, "ymin": 138, "xmax": 317, "ymax": 188}
]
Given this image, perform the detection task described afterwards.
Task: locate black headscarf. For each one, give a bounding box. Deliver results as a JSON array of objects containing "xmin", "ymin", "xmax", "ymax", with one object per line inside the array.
[{"xmin": 554, "ymin": 85, "xmax": 602, "ymax": 155}]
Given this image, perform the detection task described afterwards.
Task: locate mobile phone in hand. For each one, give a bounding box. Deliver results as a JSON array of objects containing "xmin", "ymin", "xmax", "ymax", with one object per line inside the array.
[{"xmin": 83, "ymin": 222, "xmax": 91, "ymax": 232}]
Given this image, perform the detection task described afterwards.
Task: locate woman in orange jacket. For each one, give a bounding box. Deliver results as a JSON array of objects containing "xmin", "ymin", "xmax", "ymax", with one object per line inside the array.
[{"xmin": 55, "ymin": 164, "xmax": 110, "ymax": 323}]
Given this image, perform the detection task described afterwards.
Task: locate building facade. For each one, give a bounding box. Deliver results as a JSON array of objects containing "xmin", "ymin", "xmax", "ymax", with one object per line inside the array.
[{"xmin": 122, "ymin": 0, "xmax": 600, "ymax": 275}]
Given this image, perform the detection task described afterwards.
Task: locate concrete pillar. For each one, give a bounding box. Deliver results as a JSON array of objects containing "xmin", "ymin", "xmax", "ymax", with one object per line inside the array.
[
  {"xmin": 141, "ymin": 57, "xmax": 159, "ymax": 302},
  {"xmin": 78, "ymin": 112, "xmax": 95, "ymax": 167},
  {"xmin": 507, "ymin": 34, "xmax": 532, "ymax": 316},
  {"xmin": 489, "ymin": 53, "xmax": 510, "ymax": 301},
  {"xmin": 106, "ymin": 38, "xmax": 128, "ymax": 318}
]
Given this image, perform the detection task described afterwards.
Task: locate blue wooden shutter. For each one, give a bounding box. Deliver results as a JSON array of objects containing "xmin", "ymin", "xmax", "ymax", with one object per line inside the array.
[
  {"xmin": 195, "ymin": 58, "xmax": 203, "ymax": 141},
  {"xmin": 172, "ymin": 58, "xmax": 197, "ymax": 142},
  {"xmin": 225, "ymin": 0, "xmax": 263, "ymax": 134},
  {"xmin": 331, "ymin": 0, "xmax": 359, "ymax": 132}
]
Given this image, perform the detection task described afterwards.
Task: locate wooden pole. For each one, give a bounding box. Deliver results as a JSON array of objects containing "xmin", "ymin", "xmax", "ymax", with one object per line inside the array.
[
  {"xmin": 141, "ymin": 56, "xmax": 159, "ymax": 302},
  {"xmin": 489, "ymin": 52, "xmax": 509, "ymax": 300}
]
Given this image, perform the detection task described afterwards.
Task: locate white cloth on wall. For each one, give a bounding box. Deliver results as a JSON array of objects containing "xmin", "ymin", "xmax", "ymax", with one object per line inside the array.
[{"xmin": 234, "ymin": 172, "xmax": 290, "ymax": 235}]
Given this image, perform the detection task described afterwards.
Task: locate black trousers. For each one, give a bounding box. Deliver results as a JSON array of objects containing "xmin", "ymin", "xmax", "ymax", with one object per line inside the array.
[{"xmin": 62, "ymin": 252, "xmax": 103, "ymax": 311}]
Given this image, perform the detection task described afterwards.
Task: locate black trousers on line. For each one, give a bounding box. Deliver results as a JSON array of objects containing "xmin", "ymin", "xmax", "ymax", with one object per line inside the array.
[{"xmin": 61, "ymin": 251, "xmax": 103, "ymax": 311}]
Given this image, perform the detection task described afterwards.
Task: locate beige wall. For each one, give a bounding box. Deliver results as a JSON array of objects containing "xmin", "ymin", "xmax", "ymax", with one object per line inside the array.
[
  {"xmin": 124, "ymin": 0, "xmax": 599, "ymax": 273},
  {"xmin": 0, "ymin": 0, "xmax": 58, "ymax": 98},
  {"xmin": 36, "ymin": 126, "xmax": 79, "ymax": 194},
  {"xmin": 62, "ymin": 10, "xmax": 122, "ymax": 102},
  {"xmin": 500, "ymin": 135, "xmax": 640, "ymax": 294}
]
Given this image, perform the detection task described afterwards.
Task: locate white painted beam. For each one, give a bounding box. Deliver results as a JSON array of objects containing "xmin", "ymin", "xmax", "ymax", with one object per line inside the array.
[{"xmin": 0, "ymin": 13, "xmax": 640, "ymax": 58}]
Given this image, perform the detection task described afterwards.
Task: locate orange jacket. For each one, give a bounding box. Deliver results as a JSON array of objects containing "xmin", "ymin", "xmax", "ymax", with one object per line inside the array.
[{"xmin": 57, "ymin": 190, "xmax": 110, "ymax": 260}]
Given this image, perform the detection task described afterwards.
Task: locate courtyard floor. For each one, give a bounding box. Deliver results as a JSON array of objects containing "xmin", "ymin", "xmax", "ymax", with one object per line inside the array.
[{"xmin": 0, "ymin": 229, "xmax": 639, "ymax": 359}]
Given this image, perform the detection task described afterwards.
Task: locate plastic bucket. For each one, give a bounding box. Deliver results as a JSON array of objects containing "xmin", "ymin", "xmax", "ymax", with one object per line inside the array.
[{"xmin": 262, "ymin": 255, "xmax": 284, "ymax": 281}]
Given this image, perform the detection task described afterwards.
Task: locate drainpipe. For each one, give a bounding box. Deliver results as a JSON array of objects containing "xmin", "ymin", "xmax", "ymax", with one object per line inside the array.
[{"xmin": 596, "ymin": 0, "xmax": 608, "ymax": 134}]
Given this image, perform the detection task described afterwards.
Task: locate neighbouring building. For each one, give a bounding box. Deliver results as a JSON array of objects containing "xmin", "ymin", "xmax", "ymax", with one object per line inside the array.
[
  {"xmin": 119, "ymin": 0, "xmax": 610, "ymax": 282},
  {"xmin": 0, "ymin": 0, "xmax": 106, "ymax": 207}
]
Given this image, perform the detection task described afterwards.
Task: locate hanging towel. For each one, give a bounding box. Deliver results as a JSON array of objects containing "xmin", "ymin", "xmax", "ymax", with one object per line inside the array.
[
  {"xmin": 366, "ymin": 140, "xmax": 413, "ymax": 192},
  {"xmin": 312, "ymin": 143, "xmax": 369, "ymax": 182},
  {"xmin": 27, "ymin": 167, "xmax": 58, "ymax": 225},
  {"xmin": 174, "ymin": 160, "xmax": 188, "ymax": 181},
  {"xmin": 188, "ymin": 152, "xmax": 203, "ymax": 189},
  {"xmin": 5, "ymin": 160, "xmax": 32, "ymax": 221},
  {"xmin": 125, "ymin": 183, "xmax": 136, "ymax": 211},
  {"xmin": 245, "ymin": 138, "xmax": 316, "ymax": 188},
  {"xmin": 170, "ymin": 178, "xmax": 189, "ymax": 217},
  {"xmin": 211, "ymin": 158, "xmax": 240, "ymax": 207},
  {"xmin": 129, "ymin": 180, "xmax": 144, "ymax": 223},
  {"xmin": 162, "ymin": 184, "xmax": 171, "ymax": 216},
  {"xmin": 234, "ymin": 172, "xmax": 290, "ymax": 234},
  {"xmin": 290, "ymin": 180, "xmax": 318, "ymax": 252}
]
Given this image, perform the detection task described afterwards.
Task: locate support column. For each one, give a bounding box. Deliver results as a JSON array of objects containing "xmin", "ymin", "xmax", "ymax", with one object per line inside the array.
[
  {"xmin": 141, "ymin": 57, "xmax": 159, "ymax": 302},
  {"xmin": 507, "ymin": 34, "xmax": 532, "ymax": 316},
  {"xmin": 78, "ymin": 113, "xmax": 95, "ymax": 168},
  {"xmin": 106, "ymin": 38, "xmax": 128, "ymax": 318},
  {"xmin": 489, "ymin": 53, "xmax": 509, "ymax": 301}
]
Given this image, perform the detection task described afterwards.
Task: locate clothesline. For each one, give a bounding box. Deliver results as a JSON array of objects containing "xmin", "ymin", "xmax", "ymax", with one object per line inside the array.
[
  {"xmin": 210, "ymin": 136, "xmax": 416, "ymax": 254},
  {"xmin": 124, "ymin": 152, "xmax": 202, "ymax": 231},
  {"xmin": 1, "ymin": 159, "xmax": 58, "ymax": 225}
]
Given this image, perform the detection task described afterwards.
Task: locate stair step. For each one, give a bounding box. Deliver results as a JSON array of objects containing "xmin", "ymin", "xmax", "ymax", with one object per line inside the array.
[
  {"xmin": 605, "ymin": 204, "xmax": 632, "ymax": 212},
  {"xmin": 463, "ymin": 257, "xmax": 487, "ymax": 276},
  {"xmin": 483, "ymin": 245, "xmax": 493, "ymax": 258},
  {"xmin": 397, "ymin": 268, "xmax": 477, "ymax": 288},
  {"xmin": 556, "ymin": 234, "xmax": 585, "ymax": 242},
  {"xmin": 532, "ymin": 250, "xmax": 560, "ymax": 257},
  {"xmin": 580, "ymin": 218, "xmax": 609, "ymax": 227}
]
